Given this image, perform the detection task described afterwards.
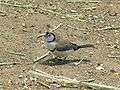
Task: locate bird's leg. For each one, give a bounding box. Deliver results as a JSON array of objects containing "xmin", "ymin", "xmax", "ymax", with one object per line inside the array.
[{"xmin": 33, "ymin": 51, "xmax": 51, "ymax": 63}]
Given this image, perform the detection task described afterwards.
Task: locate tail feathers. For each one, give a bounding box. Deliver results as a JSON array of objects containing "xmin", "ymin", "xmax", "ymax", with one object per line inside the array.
[{"xmin": 78, "ymin": 44, "xmax": 95, "ymax": 49}]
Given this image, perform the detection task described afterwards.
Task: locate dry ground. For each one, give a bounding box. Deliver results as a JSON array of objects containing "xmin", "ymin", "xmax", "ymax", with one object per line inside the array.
[{"xmin": 0, "ymin": 0, "xmax": 120, "ymax": 90}]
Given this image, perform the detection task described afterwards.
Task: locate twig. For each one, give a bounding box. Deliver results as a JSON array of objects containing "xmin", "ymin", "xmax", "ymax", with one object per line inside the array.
[
  {"xmin": 97, "ymin": 26, "xmax": 120, "ymax": 31},
  {"xmin": 33, "ymin": 51, "xmax": 50, "ymax": 63},
  {"xmin": 30, "ymin": 69, "xmax": 79, "ymax": 88},
  {"xmin": 0, "ymin": 62, "xmax": 21, "ymax": 66},
  {"xmin": 50, "ymin": 23, "xmax": 63, "ymax": 32},
  {"xmin": 30, "ymin": 69, "xmax": 120, "ymax": 89},
  {"xmin": 38, "ymin": 81, "xmax": 51, "ymax": 89},
  {"xmin": 82, "ymin": 7, "xmax": 97, "ymax": 10},
  {"xmin": 108, "ymin": 54, "xmax": 120, "ymax": 58},
  {"xmin": 30, "ymin": 69, "xmax": 94, "ymax": 88},
  {"xmin": 7, "ymin": 51, "xmax": 25, "ymax": 56},
  {"xmin": 82, "ymin": 82, "xmax": 120, "ymax": 90}
]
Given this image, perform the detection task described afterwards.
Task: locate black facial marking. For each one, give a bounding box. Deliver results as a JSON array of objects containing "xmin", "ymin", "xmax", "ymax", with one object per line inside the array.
[{"xmin": 44, "ymin": 32, "xmax": 56, "ymax": 42}]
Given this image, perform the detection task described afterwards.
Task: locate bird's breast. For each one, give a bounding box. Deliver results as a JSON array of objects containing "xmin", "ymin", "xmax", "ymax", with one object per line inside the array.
[{"xmin": 45, "ymin": 42, "xmax": 56, "ymax": 51}]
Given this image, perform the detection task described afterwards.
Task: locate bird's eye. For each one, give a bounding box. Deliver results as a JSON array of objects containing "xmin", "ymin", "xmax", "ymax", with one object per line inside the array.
[{"xmin": 45, "ymin": 32, "xmax": 49, "ymax": 35}]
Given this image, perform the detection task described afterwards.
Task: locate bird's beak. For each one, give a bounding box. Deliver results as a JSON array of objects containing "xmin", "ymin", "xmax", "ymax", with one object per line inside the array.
[{"xmin": 37, "ymin": 33, "xmax": 46, "ymax": 38}]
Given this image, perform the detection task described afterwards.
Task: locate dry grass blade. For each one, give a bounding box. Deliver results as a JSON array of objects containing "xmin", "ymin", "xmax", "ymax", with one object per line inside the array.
[{"xmin": 50, "ymin": 23, "xmax": 63, "ymax": 32}]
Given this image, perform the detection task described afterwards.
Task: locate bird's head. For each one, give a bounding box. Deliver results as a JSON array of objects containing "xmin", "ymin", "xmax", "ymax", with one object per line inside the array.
[{"xmin": 38, "ymin": 32, "xmax": 56, "ymax": 42}]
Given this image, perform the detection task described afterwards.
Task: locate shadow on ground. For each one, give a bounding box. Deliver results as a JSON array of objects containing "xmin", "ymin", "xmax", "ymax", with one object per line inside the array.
[{"xmin": 39, "ymin": 58, "xmax": 91, "ymax": 66}]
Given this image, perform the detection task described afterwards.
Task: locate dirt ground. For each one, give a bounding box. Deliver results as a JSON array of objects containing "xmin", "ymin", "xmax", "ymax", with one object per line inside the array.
[{"xmin": 0, "ymin": 0, "xmax": 120, "ymax": 90}]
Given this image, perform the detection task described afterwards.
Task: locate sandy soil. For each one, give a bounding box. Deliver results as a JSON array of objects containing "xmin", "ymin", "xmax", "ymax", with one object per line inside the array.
[{"xmin": 0, "ymin": 0, "xmax": 120, "ymax": 90}]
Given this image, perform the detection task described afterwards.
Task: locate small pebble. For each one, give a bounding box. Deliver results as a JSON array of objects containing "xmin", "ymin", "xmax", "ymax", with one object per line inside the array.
[
  {"xmin": 70, "ymin": 10, "xmax": 77, "ymax": 13},
  {"xmin": 96, "ymin": 66, "xmax": 104, "ymax": 70},
  {"xmin": 96, "ymin": 64, "xmax": 104, "ymax": 70},
  {"xmin": 22, "ymin": 23, "xmax": 27, "ymax": 28},
  {"xmin": 61, "ymin": 16, "xmax": 66, "ymax": 19},
  {"xmin": 18, "ymin": 75, "xmax": 23, "ymax": 79}
]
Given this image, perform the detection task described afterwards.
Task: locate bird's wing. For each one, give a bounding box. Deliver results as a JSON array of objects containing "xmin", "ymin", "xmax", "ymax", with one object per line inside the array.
[{"xmin": 55, "ymin": 40, "xmax": 79, "ymax": 51}]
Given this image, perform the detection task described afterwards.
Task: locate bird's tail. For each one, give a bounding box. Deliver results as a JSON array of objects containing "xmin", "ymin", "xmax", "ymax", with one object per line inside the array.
[{"xmin": 77, "ymin": 44, "xmax": 95, "ymax": 49}]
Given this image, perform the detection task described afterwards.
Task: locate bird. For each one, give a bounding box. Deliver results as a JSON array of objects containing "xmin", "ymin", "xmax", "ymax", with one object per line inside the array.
[{"xmin": 38, "ymin": 31, "xmax": 95, "ymax": 60}]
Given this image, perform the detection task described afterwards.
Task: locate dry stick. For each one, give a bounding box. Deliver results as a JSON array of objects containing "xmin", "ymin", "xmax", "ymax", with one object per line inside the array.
[
  {"xmin": 38, "ymin": 81, "xmax": 51, "ymax": 89},
  {"xmin": 7, "ymin": 51, "xmax": 25, "ymax": 56},
  {"xmin": 34, "ymin": 69, "xmax": 94, "ymax": 83},
  {"xmin": 97, "ymin": 26, "xmax": 120, "ymax": 31},
  {"xmin": 33, "ymin": 51, "xmax": 50, "ymax": 63},
  {"xmin": 82, "ymin": 7, "xmax": 97, "ymax": 10},
  {"xmin": 34, "ymin": 69, "xmax": 79, "ymax": 83},
  {"xmin": 0, "ymin": 62, "xmax": 21, "ymax": 66},
  {"xmin": 81, "ymin": 82, "xmax": 120, "ymax": 90},
  {"xmin": 30, "ymin": 70, "xmax": 51, "ymax": 88},
  {"xmin": 108, "ymin": 55, "xmax": 120, "ymax": 58},
  {"xmin": 29, "ymin": 70, "xmax": 80, "ymax": 88},
  {"xmin": 50, "ymin": 23, "xmax": 63, "ymax": 32},
  {"xmin": 30, "ymin": 69, "xmax": 94, "ymax": 88},
  {"xmin": 30, "ymin": 69, "xmax": 120, "ymax": 89}
]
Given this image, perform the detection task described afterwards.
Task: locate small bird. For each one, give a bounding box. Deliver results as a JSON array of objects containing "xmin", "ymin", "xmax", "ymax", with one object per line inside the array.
[{"xmin": 38, "ymin": 31, "xmax": 94, "ymax": 60}]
